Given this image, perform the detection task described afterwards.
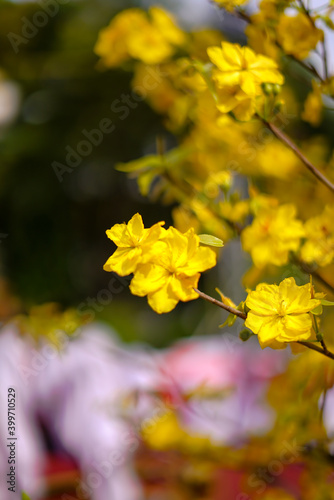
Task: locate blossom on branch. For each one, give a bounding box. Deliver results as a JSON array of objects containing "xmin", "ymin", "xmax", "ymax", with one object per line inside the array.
[{"xmin": 245, "ymin": 277, "xmax": 321, "ymax": 347}]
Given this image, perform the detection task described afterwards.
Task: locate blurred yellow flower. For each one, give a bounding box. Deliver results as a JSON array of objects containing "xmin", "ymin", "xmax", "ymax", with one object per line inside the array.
[
  {"xmin": 208, "ymin": 42, "xmax": 284, "ymax": 97},
  {"xmin": 15, "ymin": 303, "xmax": 84, "ymax": 347},
  {"xmin": 245, "ymin": 277, "xmax": 321, "ymax": 347},
  {"xmin": 301, "ymin": 81, "xmax": 323, "ymax": 127},
  {"xmin": 246, "ymin": 14, "xmax": 279, "ymax": 61},
  {"xmin": 94, "ymin": 7, "xmax": 186, "ymax": 67},
  {"xmin": 142, "ymin": 411, "xmax": 212, "ymax": 453},
  {"xmin": 256, "ymin": 141, "xmax": 301, "ymax": 179},
  {"xmin": 207, "ymin": 42, "xmax": 283, "ymax": 120},
  {"xmin": 212, "ymin": 0, "xmax": 248, "ymax": 12},
  {"xmin": 277, "ymin": 13, "xmax": 323, "ymax": 60},
  {"xmin": 215, "ymin": 85, "xmax": 256, "ymax": 121},
  {"xmin": 241, "ymin": 204, "xmax": 304, "ymax": 267},
  {"xmin": 130, "ymin": 227, "xmax": 217, "ymax": 313},
  {"xmin": 300, "ymin": 205, "xmax": 334, "ymax": 267},
  {"xmin": 103, "ymin": 213, "xmax": 165, "ymax": 276}
]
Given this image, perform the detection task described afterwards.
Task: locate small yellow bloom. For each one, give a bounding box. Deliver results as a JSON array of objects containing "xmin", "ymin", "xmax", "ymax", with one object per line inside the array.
[
  {"xmin": 241, "ymin": 204, "xmax": 304, "ymax": 267},
  {"xmin": 245, "ymin": 277, "xmax": 321, "ymax": 347},
  {"xmin": 300, "ymin": 205, "xmax": 334, "ymax": 267},
  {"xmin": 130, "ymin": 227, "xmax": 217, "ymax": 313},
  {"xmin": 277, "ymin": 13, "xmax": 323, "ymax": 60},
  {"xmin": 215, "ymin": 85, "xmax": 256, "ymax": 121},
  {"xmin": 94, "ymin": 7, "xmax": 186, "ymax": 68},
  {"xmin": 256, "ymin": 141, "xmax": 301, "ymax": 179},
  {"xmin": 207, "ymin": 42, "xmax": 283, "ymax": 120},
  {"xmin": 103, "ymin": 213, "xmax": 165, "ymax": 276},
  {"xmin": 208, "ymin": 42, "xmax": 284, "ymax": 97}
]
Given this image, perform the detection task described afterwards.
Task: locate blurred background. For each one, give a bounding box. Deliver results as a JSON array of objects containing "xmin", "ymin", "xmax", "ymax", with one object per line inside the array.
[{"xmin": 0, "ymin": 0, "xmax": 249, "ymax": 347}]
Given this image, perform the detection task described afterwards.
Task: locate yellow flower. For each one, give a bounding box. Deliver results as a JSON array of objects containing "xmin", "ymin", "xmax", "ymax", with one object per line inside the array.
[
  {"xmin": 246, "ymin": 14, "xmax": 280, "ymax": 61},
  {"xmin": 215, "ymin": 85, "xmax": 256, "ymax": 121},
  {"xmin": 94, "ymin": 7, "xmax": 186, "ymax": 68},
  {"xmin": 212, "ymin": 0, "xmax": 248, "ymax": 12},
  {"xmin": 15, "ymin": 303, "xmax": 84, "ymax": 347},
  {"xmin": 241, "ymin": 204, "xmax": 304, "ymax": 267},
  {"xmin": 277, "ymin": 13, "xmax": 323, "ymax": 60},
  {"xmin": 300, "ymin": 205, "xmax": 334, "ymax": 267},
  {"xmin": 207, "ymin": 42, "xmax": 284, "ymax": 97},
  {"xmin": 245, "ymin": 277, "xmax": 321, "ymax": 347},
  {"xmin": 301, "ymin": 81, "xmax": 323, "ymax": 127},
  {"xmin": 130, "ymin": 227, "xmax": 217, "ymax": 313},
  {"xmin": 103, "ymin": 213, "xmax": 165, "ymax": 276},
  {"xmin": 94, "ymin": 9, "xmax": 146, "ymax": 68},
  {"xmin": 256, "ymin": 141, "xmax": 301, "ymax": 179}
]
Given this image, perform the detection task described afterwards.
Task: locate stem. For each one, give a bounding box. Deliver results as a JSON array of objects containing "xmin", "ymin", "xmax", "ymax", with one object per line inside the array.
[
  {"xmin": 295, "ymin": 258, "xmax": 334, "ymax": 295},
  {"xmin": 263, "ymin": 121, "xmax": 334, "ymax": 193},
  {"xmin": 322, "ymin": 40, "xmax": 329, "ymax": 80},
  {"xmin": 232, "ymin": 8, "xmax": 323, "ymax": 81},
  {"xmin": 195, "ymin": 289, "xmax": 334, "ymax": 361},
  {"xmin": 297, "ymin": 341, "xmax": 334, "ymax": 360},
  {"xmin": 194, "ymin": 288, "xmax": 247, "ymax": 319}
]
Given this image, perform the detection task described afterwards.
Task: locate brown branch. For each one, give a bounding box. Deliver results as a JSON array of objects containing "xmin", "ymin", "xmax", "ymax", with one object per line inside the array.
[
  {"xmin": 232, "ymin": 8, "xmax": 323, "ymax": 81},
  {"xmin": 297, "ymin": 341, "xmax": 334, "ymax": 360},
  {"xmin": 264, "ymin": 121, "xmax": 334, "ymax": 193},
  {"xmin": 194, "ymin": 288, "xmax": 247, "ymax": 319},
  {"xmin": 195, "ymin": 288, "xmax": 334, "ymax": 360},
  {"xmin": 291, "ymin": 255, "xmax": 334, "ymax": 295}
]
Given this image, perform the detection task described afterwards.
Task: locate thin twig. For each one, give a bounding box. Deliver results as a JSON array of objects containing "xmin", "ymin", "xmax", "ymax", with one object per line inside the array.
[
  {"xmin": 292, "ymin": 255, "xmax": 334, "ymax": 295},
  {"xmin": 232, "ymin": 8, "xmax": 324, "ymax": 81},
  {"xmin": 195, "ymin": 288, "xmax": 334, "ymax": 361},
  {"xmin": 297, "ymin": 341, "xmax": 334, "ymax": 360},
  {"xmin": 322, "ymin": 40, "xmax": 329, "ymax": 81},
  {"xmin": 194, "ymin": 288, "xmax": 247, "ymax": 319},
  {"xmin": 263, "ymin": 121, "xmax": 334, "ymax": 193}
]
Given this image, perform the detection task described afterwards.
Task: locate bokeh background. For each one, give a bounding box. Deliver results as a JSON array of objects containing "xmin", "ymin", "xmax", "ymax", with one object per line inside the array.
[
  {"xmin": 0, "ymin": 0, "xmax": 252, "ymax": 347},
  {"xmin": 1, "ymin": 1, "xmax": 334, "ymax": 500}
]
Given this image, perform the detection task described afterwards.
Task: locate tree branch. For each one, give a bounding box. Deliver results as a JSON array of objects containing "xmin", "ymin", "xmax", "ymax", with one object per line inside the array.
[
  {"xmin": 297, "ymin": 341, "xmax": 334, "ymax": 360},
  {"xmin": 263, "ymin": 121, "xmax": 334, "ymax": 193},
  {"xmin": 195, "ymin": 288, "xmax": 334, "ymax": 360},
  {"xmin": 194, "ymin": 288, "xmax": 247, "ymax": 319}
]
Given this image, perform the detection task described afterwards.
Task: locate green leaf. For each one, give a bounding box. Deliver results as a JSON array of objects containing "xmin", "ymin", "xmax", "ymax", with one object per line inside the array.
[
  {"xmin": 321, "ymin": 299, "xmax": 334, "ymax": 306},
  {"xmin": 311, "ymin": 304, "xmax": 323, "ymax": 315},
  {"xmin": 199, "ymin": 234, "xmax": 224, "ymax": 247},
  {"xmin": 21, "ymin": 493, "xmax": 31, "ymax": 500},
  {"xmin": 219, "ymin": 313, "xmax": 237, "ymax": 328},
  {"xmin": 116, "ymin": 155, "xmax": 163, "ymax": 173}
]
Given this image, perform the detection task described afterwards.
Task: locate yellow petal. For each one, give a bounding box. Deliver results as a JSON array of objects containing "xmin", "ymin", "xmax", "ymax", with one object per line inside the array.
[
  {"xmin": 103, "ymin": 247, "xmax": 141, "ymax": 276},
  {"xmin": 246, "ymin": 286, "xmax": 279, "ymax": 315},
  {"xmin": 130, "ymin": 263, "xmax": 169, "ymax": 296},
  {"xmin": 245, "ymin": 311, "xmax": 270, "ymax": 334},
  {"xmin": 127, "ymin": 213, "xmax": 144, "ymax": 241},
  {"xmin": 170, "ymin": 273, "xmax": 200, "ymax": 301},
  {"xmin": 147, "ymin": 281, "xmax": 179, "ymax": 313},
  {"xmin": 181, "ymin": 246, "xmax": 217, "ymax": 276},
  {"xmin": 257, "ymin": 317, "xmax": 284, "ymax": 346},
  {"xmin": 106, "ymin": 223, "xmax": 130, "ymax": 246}
]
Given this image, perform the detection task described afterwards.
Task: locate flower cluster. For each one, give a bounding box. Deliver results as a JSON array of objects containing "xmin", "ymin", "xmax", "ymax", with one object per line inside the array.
[
  {"xmin": 277, "ymin": 13, "xmax": 323, "ymax": 60},
  {"xmin": 104, "ymin": 214, "xmax": 217, "ymax": 313},
  {"xmin": 241, "ymin": 204, "xmax": 304, "ymax": 268},
  {"xmin": 94, "ymin": 7, "xmax": 186, "ymax": 67},
  {"xmin": 207, "ymin": 42, "xmax": 284, "ymax": 121},
  {"xmin": 300, "ymin": 205, "xmax": 334, "ymax": 267},
  {"xmin": 245, "ymin": 277, "xmax": 321, "ymax": 348}
]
